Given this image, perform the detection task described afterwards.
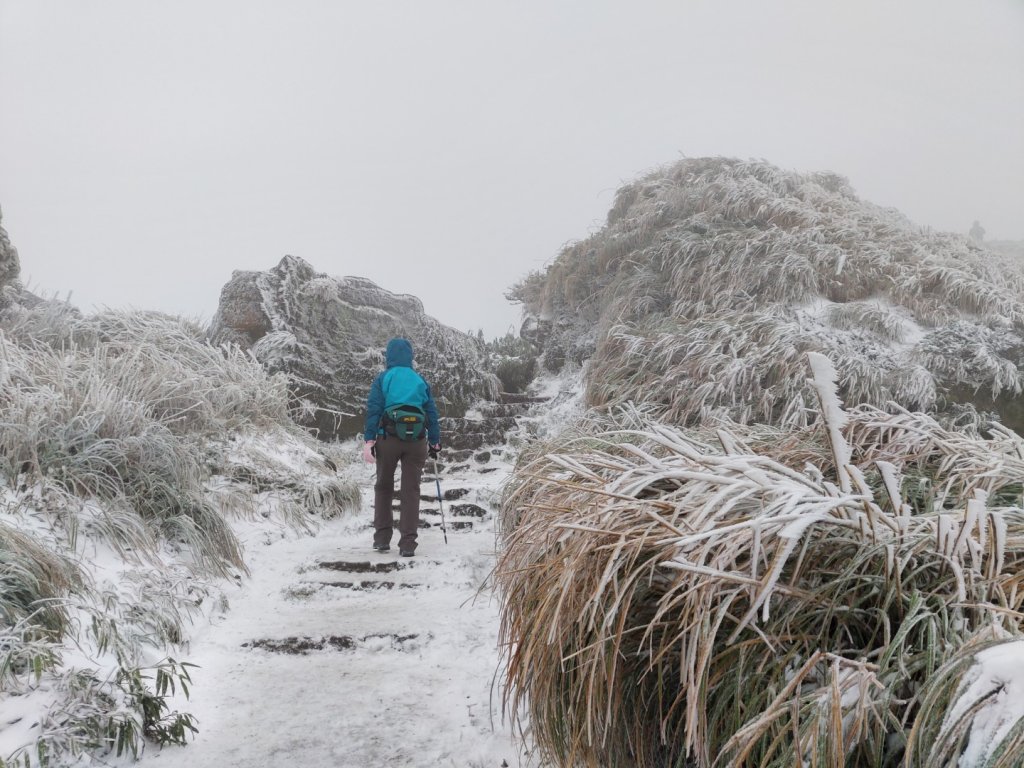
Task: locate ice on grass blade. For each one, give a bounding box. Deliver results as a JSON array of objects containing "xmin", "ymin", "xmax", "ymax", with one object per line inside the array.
[
  {"xmin": 875, "ymin": 460, "xmax": 903, "ymax": 516},
  {"xmin": 806, "ymin": 351, "xmax": 852, "ymax": 493}
]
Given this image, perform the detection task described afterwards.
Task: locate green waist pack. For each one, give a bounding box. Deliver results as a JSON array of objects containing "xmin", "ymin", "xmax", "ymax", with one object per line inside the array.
[{"xmin": 384, "ymin": 405, "xmax": 426, "ymax": 441}]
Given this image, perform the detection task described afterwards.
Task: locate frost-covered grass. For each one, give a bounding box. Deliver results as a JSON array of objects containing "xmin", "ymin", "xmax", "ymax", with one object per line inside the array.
[
  {"xmin": 512, "ymin": 157, "xmax": 1024, "ymax": 428},
  {"xmin": 0, "ymin": 309, "xmax": 360, "ymax": 766},
  {"xmin": 495, "ymin": 355, "xmax": 1024, "ymax": 768}
]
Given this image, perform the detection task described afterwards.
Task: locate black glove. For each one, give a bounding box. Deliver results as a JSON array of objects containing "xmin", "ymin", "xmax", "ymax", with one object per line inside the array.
[{"xmin": 428, "ymin": 443, "xmax": 440, "ymax": 459}]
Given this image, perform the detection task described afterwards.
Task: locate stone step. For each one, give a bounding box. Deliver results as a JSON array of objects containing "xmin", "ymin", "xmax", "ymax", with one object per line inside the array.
[
  {"xmin": 440, "ymin": 415, "xmax": 519, "ymax": 433},
  {"xmin": 418, "ymin": 488, "xmax": 470, "ymax": 502},
  {"xmin": 316, "ymin": 580, "xmax": 423, "ymax": 591},
  {"xmin": 440, "ymin": 448, "xmax": 474, "ymax": 463},
  {"xmin": 449, "ymin": 503, "xmax": 488, "ymax": 518},
  {"xmin": 317, "ymin": 560, "xmax": 410, "ymax": 573},
  {"xmin": 476, "ymin": 402, "xmax": 534, "ymax": 418},
  {"xmin": 438, "ymin": 414, "xmax": 520, "ymax": 452},
  {"xmin": 242, "ymin": 633, "xmax": 420, "ymax": 654},
  {"xmin": 420, "ymin": 504, "xmax": 487, "ymax": 520},
  {"xmin": 363, "ymin": 520, "xmax": 473, "ymax": 531},
  {"xmin": 498, "ymin": 392, "xmax": 551, "ymax": 405},
  {"xmin": 441, "ymin": 432, "xmax": 487, "ymax": 452},
  {"xmin": 393, "ymin": 505, "xmax": 485, "ymax": 521}
]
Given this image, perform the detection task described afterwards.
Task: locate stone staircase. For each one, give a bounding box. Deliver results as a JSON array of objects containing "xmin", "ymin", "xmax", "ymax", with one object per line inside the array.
[
  {"xmin": 243, "ymin": 389, "xmax": 548, "ymax": 648},
  {"xmin": 437, "ymin": 392, "xmax": 548, "ymax": 469}
]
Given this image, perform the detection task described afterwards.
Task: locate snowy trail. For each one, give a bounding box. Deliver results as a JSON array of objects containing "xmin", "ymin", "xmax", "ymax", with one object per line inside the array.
[{"xmin": 132, "ymin": 454, "xmax": 533, "ymax": 768}]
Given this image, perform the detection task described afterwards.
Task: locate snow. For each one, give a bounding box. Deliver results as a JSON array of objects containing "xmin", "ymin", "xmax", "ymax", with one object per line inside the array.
[
  {"xmin": 515, "ymin": 367, "xmax": 585, "ymax": 442},
  {"xmin": 116, "ymin": 447, "xmax": 535, "ymax": 768},
  {"xmin": 0, "ymin": 688, "xmax": 56, "ymax": 760},
  {"xmin": 226, "ymin": 431, "xmax": 325, "ymax": 475},
  {"xmin": 942, "ymin": 640, "xmax": 1024, "ymax": 767}
]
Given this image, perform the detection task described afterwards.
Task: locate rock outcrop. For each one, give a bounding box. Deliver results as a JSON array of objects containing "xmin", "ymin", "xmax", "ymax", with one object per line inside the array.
[
  {"xmin": 210, "ymin": 255, "xmax": 499, "ymax": 439},
  {"xmin": 0, "ymin": 205, "xmax": 23, "ymax": 307},
  {"xmin": 0, "ymin": 208, "xmax": 66, "ymax": 333}
]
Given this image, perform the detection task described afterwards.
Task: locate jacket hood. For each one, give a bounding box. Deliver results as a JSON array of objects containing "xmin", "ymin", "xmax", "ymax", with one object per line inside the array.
[{"xmin": 385, "ymin": 337, "xmax": 414, "ymax": 368}]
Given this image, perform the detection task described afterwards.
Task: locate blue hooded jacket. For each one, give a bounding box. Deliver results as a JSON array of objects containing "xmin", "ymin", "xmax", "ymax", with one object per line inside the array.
[{"xmin": 363, "ymin": 338, "xmax": 441, "ymax": 444}]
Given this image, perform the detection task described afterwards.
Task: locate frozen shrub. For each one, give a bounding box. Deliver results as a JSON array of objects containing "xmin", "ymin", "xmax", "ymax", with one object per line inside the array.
[{"xmin": 496, "ymin": 355, "xmax": 1024, "ymax": 767}]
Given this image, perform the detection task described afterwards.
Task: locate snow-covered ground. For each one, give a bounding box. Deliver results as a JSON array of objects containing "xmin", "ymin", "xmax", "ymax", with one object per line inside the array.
[{"xmin": 125, "ymin": 447, "xmax": 536, "ymax": 768}]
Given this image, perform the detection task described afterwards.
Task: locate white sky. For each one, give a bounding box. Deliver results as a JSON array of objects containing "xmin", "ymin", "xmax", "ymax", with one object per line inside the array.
[{"xmin": 1, "ymin": 0, "xmax": 1021, "ymax": 338}]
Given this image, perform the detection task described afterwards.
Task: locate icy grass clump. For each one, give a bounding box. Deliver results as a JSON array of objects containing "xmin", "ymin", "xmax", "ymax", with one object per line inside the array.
[
  {"xmin": 0, "ymin": 310, "xmax": 360, "ymax": 766},
  {"xmin": 496, "ymin": 352, "xmax": 1024, "ymax": 768}
]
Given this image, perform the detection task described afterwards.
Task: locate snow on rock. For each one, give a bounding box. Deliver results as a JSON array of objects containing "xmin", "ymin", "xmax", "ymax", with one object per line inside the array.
[
  {"xmin": 506, "ymin": 365, "xmax": 585, "ymax": 446},
  {"xmin": 210, "ymin": 255, "xmax": 499, "ymax": 440}
]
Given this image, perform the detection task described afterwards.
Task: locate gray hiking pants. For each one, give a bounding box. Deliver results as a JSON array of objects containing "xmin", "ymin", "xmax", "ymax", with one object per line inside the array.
[{"xmin": 373, "ymin": 436, "xmax": 428, "ymax": 552}]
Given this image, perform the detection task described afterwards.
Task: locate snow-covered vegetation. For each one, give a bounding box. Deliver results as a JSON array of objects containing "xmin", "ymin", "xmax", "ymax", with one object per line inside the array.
[
  {"xmin": 3, "ymin": 156, "xmax": 1022, "ymax": 768},
  {"xmin": 483, "ymin": 331, "xmax": 538, "ymax": 394},
  {"xmin": 511, "ymin": 157, "xmax": 1024, "ymax": 431},
  {"xmin": 494, "ymin": 158, "xmax": 1024, "ymax": 767},
  {"xmin": 496, "ymin": 354, "xmax": 1024, "ymax": 767},
  {"xmin": 0, "ymin": 307, "xmax": 358, "ymax": 766}
]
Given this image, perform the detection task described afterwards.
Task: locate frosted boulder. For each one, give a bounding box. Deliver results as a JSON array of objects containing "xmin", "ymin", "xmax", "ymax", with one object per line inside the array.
[{"xmin": 210, "ymin": 255, "xmax": 498, "ymax": 439}]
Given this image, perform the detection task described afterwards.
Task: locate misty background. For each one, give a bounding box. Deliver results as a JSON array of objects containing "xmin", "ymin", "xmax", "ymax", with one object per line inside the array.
[{"xmin": 0, "ymin": 0, "xmax": 1021, "ymax": 339}]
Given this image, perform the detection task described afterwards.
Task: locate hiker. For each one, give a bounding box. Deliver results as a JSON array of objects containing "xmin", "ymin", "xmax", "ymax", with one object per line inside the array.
[{"xmin": 362, "ymin": 337, "xmax": 441, "ymax": 557}]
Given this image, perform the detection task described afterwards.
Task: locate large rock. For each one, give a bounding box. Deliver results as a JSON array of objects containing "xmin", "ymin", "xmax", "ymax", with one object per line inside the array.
[{"xmin": 210, "ymin": 255, "xmax": 499, "ymax": 439}]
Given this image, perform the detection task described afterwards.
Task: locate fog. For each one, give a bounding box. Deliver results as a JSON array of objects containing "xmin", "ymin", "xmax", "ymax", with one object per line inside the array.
[{"xmin": 1, "ymin": 0, "xmax": 1021, "ymax": 337}]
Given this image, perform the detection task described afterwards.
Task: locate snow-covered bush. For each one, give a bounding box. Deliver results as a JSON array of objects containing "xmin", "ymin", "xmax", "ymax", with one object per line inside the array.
[
  {"xmin": 485, "ymin": 332, "xmax": 538, "ymax": 394},
  {"xmin": 512, "ymin": 156, "xmax": 1024, "ymax": 430},
  {"xmin": 495, "ymin": 355, "xmax": 1024, "ymax": 767},
  {"xmin": 0, "ymin": 309, "xmax": 360, "ymax": 766}
]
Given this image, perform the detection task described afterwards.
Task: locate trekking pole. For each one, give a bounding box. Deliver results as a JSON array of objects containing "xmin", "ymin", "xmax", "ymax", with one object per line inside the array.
[{"xmin": 433, "ymin": 457, "xmax": 448, "ymax": 545}]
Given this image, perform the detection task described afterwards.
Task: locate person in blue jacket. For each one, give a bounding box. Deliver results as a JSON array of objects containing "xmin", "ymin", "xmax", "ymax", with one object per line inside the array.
[{"xmin": 363, "ymin": 337, "xmax": 441, "ymax": 556}]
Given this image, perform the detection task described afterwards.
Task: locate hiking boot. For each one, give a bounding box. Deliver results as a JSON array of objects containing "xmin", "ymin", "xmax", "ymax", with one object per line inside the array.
[
  {"xmin": 400, "ymin": 549, "xmax": 415, "ymax": 557},
  {"xmin": 373, "ymin": 544, "xmax": 390, "ymax": 553}
]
